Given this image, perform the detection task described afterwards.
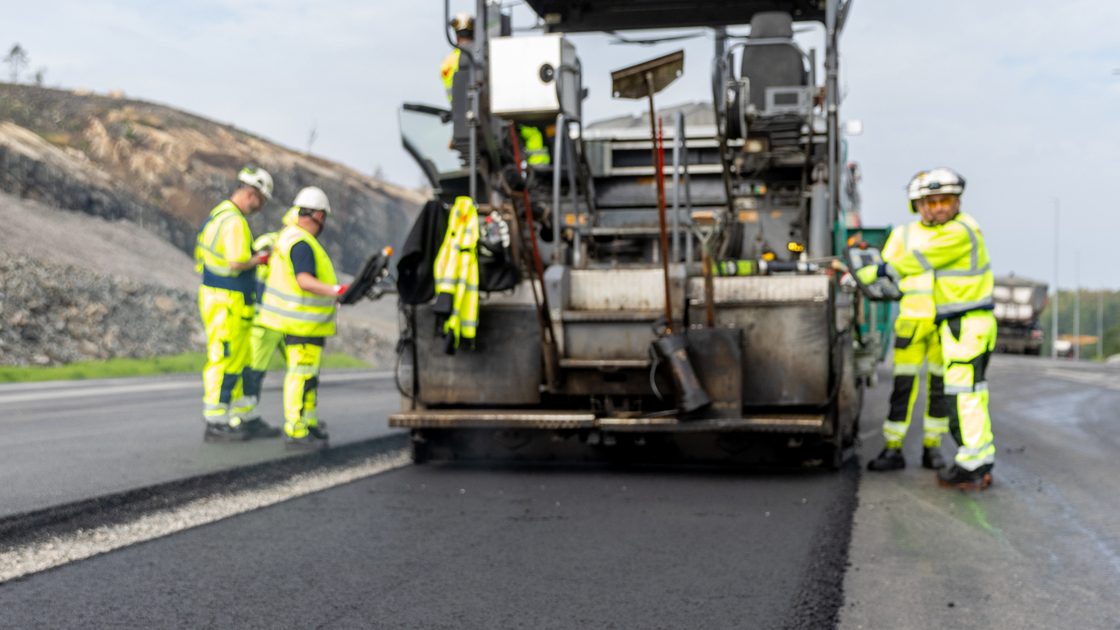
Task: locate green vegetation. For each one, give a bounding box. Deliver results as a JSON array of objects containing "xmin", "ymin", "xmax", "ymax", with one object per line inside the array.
[
  {"xmin": 1038, "ymin": 289, "xmax": 1120, "ymax": 359},
  {"xmin": 0, "ymin": 351, "xmax": 370, "ymax": 383}
]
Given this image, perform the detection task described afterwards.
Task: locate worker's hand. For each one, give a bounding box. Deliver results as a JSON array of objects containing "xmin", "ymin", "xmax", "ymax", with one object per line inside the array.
[
  {"xmin": 839, "ymin": 272, "xmax": 858, "ymax": 290},
  {"xmin": 253, "ymin": 251, "xmax": 270, "ymax": 265},
  {"xmin": 855, "ymin": 265, "xmax": 880, "ymax": 285},
  {"xmin": 332, "ymin": 284, "xmax": 350, "ymax": 298}
]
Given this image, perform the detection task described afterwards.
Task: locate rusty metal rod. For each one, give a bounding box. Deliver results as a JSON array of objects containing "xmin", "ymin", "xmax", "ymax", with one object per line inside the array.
[{"xmin": 647, "ymin": 73, "xmax": 673, "ymax": 334}]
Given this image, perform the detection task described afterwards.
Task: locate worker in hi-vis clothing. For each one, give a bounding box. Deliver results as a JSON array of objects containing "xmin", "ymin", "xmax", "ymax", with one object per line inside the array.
[
  {"xmin": 441, "ymin": 12, "xmax": 474, "ymax": 103},
  {"xmin": 858, "ymin": 168, "xmax": 996, "ymax": 489},
  {"xmin": 195, "ymin": 167, "xmax": 274, "ymax": 442},
  {"xmin": 235, "ymin": 206, "xmax": 301, "ymax": 431},
  {"xmin": 866, "ymin": 194, "xmax": 950, "ymax": 472},
  {"xmin": 257, "ymin": 187, "xmax": 348, "ymax": 450}
]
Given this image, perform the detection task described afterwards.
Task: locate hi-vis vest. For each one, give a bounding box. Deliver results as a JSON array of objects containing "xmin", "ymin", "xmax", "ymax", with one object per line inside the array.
[
  {"xmin": 195, "ymin": 200, "xmax": 254, "ymax": 297},
  {"xmin": 441, "ymin": 48, "xmax": 461, "ymax": 102},
  {"xmin": 882, "ymin": 220, "xmax": 939, "ymax": 320},
  {"xmin": 434, "ymin": 197, "xmax": 479, "ymax": 346},
  {"xmin": 888, "ymin": 212, "xmax": 993, "ymax": 322},
  {"xmin": 252, "ymin": 231, "xmax": 279, "ymax": 306},
  {"xmin": 519, "ymin": 126, "xmax": 551, "ymax": 165},
  {"xmin": 258, "ymin": 225, "xmax": 338, "ymax": 338}
]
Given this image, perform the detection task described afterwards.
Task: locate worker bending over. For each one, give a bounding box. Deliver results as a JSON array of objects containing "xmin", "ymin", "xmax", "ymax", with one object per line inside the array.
[
  {"xmin": 866, "ymin": 189, "xmax": 950, "ymax": 471},
  {"xmin": 196, "ymin": 167, "xmax": 274, "ymax": 442},
  {"xmin": 258, "ymin": 187, "xmax": 348, "ymax": 450},
  {"xmin": 235, "ymin": 206, "xmax": 301, "ymax": 432},
  {"xmin": 858, "ymin": 168, "xmax": 996, "ymax": 490}
]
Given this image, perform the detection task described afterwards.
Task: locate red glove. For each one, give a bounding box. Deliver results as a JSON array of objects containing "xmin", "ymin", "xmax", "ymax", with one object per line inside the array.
[
  {"xmin": 253, "ymin": 251, "xmax": 270, "ymax": 265},
  {"xmin": 333, "ymin": 284, "xmax": 350, "ymax": 296}
]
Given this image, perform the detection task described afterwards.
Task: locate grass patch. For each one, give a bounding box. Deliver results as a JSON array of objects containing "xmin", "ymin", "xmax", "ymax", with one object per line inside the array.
[{"xmin": 0, "ymin": 351, "xmax": 370, "ymax": 383}]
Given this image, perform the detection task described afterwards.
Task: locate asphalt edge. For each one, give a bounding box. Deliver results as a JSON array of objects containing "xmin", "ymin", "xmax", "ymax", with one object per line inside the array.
[
  {"xmin": 781, "ymin": 456, "xmax": 862, "ymax": 630},
  {"xmin": 0, "ymin": 432, "xmax": 409, "ymax": 550}
]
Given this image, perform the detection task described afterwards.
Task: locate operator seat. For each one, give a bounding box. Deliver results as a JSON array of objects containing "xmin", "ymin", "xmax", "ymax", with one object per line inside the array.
[{"xmin": 739, "ymin": 11, "xmax": 807, "ymax": 112}]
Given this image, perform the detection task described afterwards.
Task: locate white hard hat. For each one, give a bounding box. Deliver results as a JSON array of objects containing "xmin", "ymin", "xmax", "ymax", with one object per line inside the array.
[
  {"xmin": 292, "ymin": 186, "xmax": 331, "ymax": 215},
  {"xmin": 238, "ymin": 167, "xmax": 274, "ymax": 201},
  {"xmin": 907, "ymin": 167, "xmax": 965, "ymax": 212},
  {"xmin": 450, "ymin": 12, "xmax": 475, "ymax": 34}
]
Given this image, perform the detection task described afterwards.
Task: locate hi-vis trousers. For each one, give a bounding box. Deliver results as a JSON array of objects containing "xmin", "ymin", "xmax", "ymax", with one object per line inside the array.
[
  {"xmin": 283, "ymin": 338, "xmax": 324, "ymax": 438},
  {"xmin": 199, "ymin": 287, "xmax": 254, "ymax": 426},
  {"xmin": 235, "ymin": 325, "xmax": 286, "ymax": 424},
  {"xmin": 940, "ymin": 310, "xmax": 997, "ymax": 471},
  {"xmin": 883, "ymin": 318, "xmax": 949, "ymax": 448}
]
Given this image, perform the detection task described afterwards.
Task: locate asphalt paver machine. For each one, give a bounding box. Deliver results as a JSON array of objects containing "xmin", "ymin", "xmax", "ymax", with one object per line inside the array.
[{"xmin": 391, "ymin": 0, "xmax": 890, "ymax": 466}]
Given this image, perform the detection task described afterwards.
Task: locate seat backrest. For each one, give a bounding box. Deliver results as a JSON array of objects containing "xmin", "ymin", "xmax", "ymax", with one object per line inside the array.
[{"xmin": 739, "ymin": 11, "xmax": 806, "ymax": 111}]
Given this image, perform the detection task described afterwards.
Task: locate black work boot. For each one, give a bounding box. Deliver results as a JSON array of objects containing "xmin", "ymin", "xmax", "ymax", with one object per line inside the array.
[
  {"xmin": 204, "ymin": 423, "xmax": 250, "ymax": 442},
  {"xmin": 937, "ymin": 463, "xmax": 993, "ymax": 490},
  {"xmin": 242, "ymin": 418, "xmax": 282, "ymax": 439},
  {"xmin": 867, "ymin": 447, "xmax": 906, "ymax": 471},
  {"xmin": 921, "ymin": 447, "xmax": 947, "ymax": 470},
  {"xmin": 284, "ymin": 424, "xmax": 330, "ymax": 451}
]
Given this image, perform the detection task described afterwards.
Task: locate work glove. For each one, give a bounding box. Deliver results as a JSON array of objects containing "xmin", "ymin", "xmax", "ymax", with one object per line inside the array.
[
  {"xmin": 492, "ymin": 212, "xmax": 510, "ymax": 249},
  {"xmin": 332, "ymin": 284, "xmax": 350, "ymax": 298},
  {"xmin": 855, "ymin": 264, "xmax": 882, "ymax": 285},
  {"xmin": 253, "ymin": 251, "xmax": 270, "ymax": 265},
  {"xmin": 839, "ymin": 272, "xmax": 858, "ymax": 290}
]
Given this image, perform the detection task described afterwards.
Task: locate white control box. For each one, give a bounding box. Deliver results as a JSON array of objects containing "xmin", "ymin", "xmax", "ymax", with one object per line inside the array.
[{"xmin": 490, "ymin": 34, "xmax": 580, "ymax": 122}]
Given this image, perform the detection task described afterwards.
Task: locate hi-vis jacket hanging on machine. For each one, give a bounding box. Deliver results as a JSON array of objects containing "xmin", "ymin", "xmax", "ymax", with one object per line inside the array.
[{"xmin": 434, "ymin": 197, "xmax": 479, "ymax": 348}]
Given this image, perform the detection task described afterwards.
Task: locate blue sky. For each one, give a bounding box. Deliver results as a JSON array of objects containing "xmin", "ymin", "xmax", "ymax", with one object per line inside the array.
[{"xmin": 4, "ymin": 0, "xmax": 1120, "ymax": 289}]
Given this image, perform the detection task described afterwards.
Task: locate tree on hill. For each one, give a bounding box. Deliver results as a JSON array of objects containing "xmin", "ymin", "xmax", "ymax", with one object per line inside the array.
[{"xmin": 5, "ymin": 44, "xmax": 29, "ymax": 83}]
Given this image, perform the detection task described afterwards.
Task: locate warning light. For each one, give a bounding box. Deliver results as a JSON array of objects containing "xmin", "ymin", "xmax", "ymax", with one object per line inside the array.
[
  {"xmin": 762, "ymin": 252, "xmax": 776, "ymax": 261},
  {"xmin": 787, "ymin": 242, "xmax": 805, "ymax": 253}
]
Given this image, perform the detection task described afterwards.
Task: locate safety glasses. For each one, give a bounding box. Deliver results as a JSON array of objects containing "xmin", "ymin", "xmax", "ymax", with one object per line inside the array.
[{"xmin": 923, "ymin": 196, "xmax": 956, "ymax": 209}]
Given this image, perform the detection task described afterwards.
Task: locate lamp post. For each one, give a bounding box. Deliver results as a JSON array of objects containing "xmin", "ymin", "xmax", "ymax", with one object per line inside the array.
[{"xmin": 1052, "ymin": 199, "xmax": 1059, "ymax": 359}]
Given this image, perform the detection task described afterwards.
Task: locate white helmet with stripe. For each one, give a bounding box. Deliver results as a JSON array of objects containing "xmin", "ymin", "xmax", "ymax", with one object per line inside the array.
[
  {"xmin": 292, "ymin": 186, "xmax": 331, "ymax": 215},
  {"xmin": 907, "ymin": 167, "xmax": 965, "ymax": 212},
  {"xmin": 237, "ymin": 166, "xmax": 274, "ymax": 201}
]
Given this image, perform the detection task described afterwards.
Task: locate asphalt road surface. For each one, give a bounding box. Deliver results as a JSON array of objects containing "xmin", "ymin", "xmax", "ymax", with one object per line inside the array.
[
  {"xmin": 2, "ymin": 356, "xmax": 1120, "ymax": 628},
  {"xmin": 0, "ymin": 369, "xmax": 401, "ymax": 518}
]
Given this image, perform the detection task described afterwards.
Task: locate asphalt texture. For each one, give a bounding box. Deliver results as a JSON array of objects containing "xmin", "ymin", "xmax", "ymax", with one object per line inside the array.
[
  {"xmin": 0, "ymin": 370, "xmax": 402, "ymax": 518},
  {"xmin": 841, "ymin": 355, "xmax": 1120, "ymax": 629}
]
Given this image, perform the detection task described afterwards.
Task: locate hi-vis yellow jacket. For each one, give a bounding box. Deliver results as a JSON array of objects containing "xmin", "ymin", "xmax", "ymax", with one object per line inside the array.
[
  {"xmin": 887, "ymin": 212, "xmax": 993, "ymax": 322},
  {"xmin": 195, "ymin": 200, "xmax": 254, "ymax": 298},
  {"xmin": 258, "ymin": 225, "xmax": 339, "ymax": 338},
  {"xmin": 434, "ymin": 197, "xmax": 479, "ymax": 346},
  {"xmin": 882, "ymin": 220, "xmax": 940, "ymax": 320},
  {"xmin": 441, "ymin": 49, "xmax": 461, "ymax": 102}
]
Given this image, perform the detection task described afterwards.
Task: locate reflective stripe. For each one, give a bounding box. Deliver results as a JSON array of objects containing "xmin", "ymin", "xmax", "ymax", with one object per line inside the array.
[
  {"xmin": 937, "ymin": 264, "xmax": 991, "ymax": 278},
  {"xmin": 288, "ymin": 364, "xmax": 320, "ymax": 376},
  {"xmin": 944, "ymin": 381, "xmax": 989, "ymax": 395},
  {"xmin": 955, "ymin": 219, "xmax": 979, "ymax": 271},
  {"xmin": 927, "ymin": 363, "xmax": 945, "ymax": 377},
  {"xmin": 956, "ymin": 441, "xmax": 994, "ymax": 460},
  {"xmin": 259, "ymin": 303, "xmax": 334, "ymax": 324},
  {"xmin": 936, "ymin": 297, "xmax": 995, "ymax": 318},
  {"xmin": 893, "ymin": 363, "xmax": 922, "ymax": 376},
  {"xmin": 924, "ymin": 416, "xmax": 949, "ymax": 431},
  {"xmin": 912, "ymin": 250, "xmax": 933, "ymax": 271},
  {"xmin": 263, "ymin": 286, "xmax": 337, "ymax": 308},
  {"xmin": 905, "ymin": 289, "xmax": 934, "ymax": 295},
  {"xmin": 882, "ymin": 420, "xmax": 908, "ymax": 442},
  {"xmin": 203, "ymin": 402, "xmax": 228, "ymax": 411}
]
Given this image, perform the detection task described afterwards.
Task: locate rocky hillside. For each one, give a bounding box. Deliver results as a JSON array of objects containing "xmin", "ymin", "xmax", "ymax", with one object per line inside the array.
[{"xmin": 0, "ymin": 83, "xmax": 426, "ymax": 274}]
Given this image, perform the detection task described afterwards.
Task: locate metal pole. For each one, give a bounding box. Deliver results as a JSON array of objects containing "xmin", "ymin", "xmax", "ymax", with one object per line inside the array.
[
  {"xmin": 566, "ymin": 130, "xmax": 581, "ymax": 267},
  {"xmin": 682, "ymin": 122, "xmax": 694, "ymax": 263},
  {"xmin": 1074, "ymin": 249, "xmax": 1080, "ymax": 361},
  {"xmin": 1052, "ymin": 198, "xmax": 1059, "ymax": 359},
  {"xmin": 647, "ymin": 76, "xmax": 674, "ymax": 333},
  {"xmin": 552, "ymin": 114, "xmax": 565, "ymax": 262},
  {"xmin": 825, "ymin": 0, "xmax": 840, "ymax": 230},
  {"xmin": 672, "ymin": 111, "xmax": 682, "ymax": 263}
]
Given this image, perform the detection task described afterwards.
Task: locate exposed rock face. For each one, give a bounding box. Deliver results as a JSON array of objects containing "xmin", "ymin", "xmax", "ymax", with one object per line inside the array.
[
  {"xmin": 0, "ymin": 252, "xmax": 204, "ymax": 366},
  {"xmin": 0, "ymin": 83, "xmax": 425, "ymax": 274}
]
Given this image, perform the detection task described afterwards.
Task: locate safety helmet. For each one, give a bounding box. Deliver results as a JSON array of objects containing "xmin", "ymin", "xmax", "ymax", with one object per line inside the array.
[
  {"xmin": 907, "ymin": 167, "xmax": 965, "ymax": 212},
  {"xmin": 450, "ymin": 12, "xmax": 475, "ymax": 36},
  {"xmin": 237, "ymin": 166, "xmax": 274, "ymax": 201},
  {"xmin": 292, "ymin": 186, "xmax": 331, "ymax": 215}
]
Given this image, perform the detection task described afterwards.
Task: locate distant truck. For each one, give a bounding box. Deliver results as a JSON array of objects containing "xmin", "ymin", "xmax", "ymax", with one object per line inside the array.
[{"xmin": 992, "ymin": 275, "xmax": 1047, "ymax": 355}]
